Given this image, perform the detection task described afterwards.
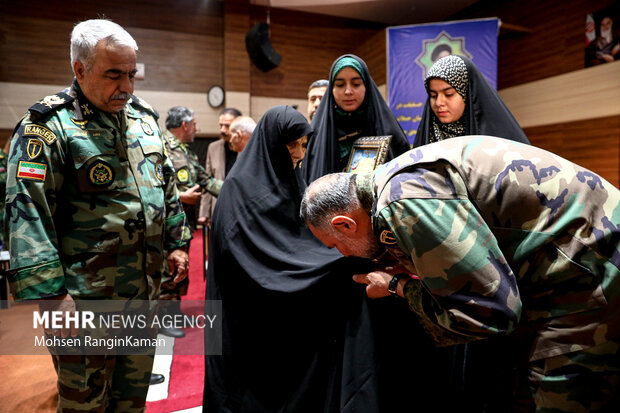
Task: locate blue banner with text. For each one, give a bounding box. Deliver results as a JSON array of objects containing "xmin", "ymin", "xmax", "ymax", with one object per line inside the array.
[{"xmin": 388, "ymin": 18, "xmax": 499, "ymax": 144}]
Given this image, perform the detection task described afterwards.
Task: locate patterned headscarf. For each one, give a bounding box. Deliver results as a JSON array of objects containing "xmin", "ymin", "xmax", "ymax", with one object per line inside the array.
[{"xmin": 424, "ymin": 55, "xmax": 469, "ymax": 142}]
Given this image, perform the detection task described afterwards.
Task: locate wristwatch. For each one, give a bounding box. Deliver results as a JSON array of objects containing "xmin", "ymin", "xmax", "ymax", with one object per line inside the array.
[{"xmin": 388, "ymin": 273, "xmax": 409, "ymax": 296}]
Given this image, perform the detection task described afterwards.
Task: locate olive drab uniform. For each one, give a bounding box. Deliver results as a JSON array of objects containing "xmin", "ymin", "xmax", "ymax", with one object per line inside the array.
[
  {"xmin": 161, "ymin": 130, "xmax": 221, "ymax": 300},
  {"xmin": 4, "ymin": 80, "xmax": 192, "ymax": 412},
  {"xmin": 367, "ymin": 136, "xmax": 620, "ymax": 411}
]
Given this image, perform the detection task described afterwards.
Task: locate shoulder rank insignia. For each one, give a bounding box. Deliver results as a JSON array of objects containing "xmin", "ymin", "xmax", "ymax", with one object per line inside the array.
[
  {"xmin": 177, "ymin": 167, "xmax": 189, "ymax": 183},
  {"xmin": 26, "ymin": 139, "xmax": 43, "ymax": 159},
  {"xmin": 23, "ymin": 124, "xmax": 57, "ymax": 145},
  {"xmin": 89, "ymin": 161, "xmax": 115, "ymax": 187},
  {"xmin": 28, "ymin": 92, "xmax": 74, "ymax": 119},
  {"xmin": 17, "ymin": 160, "xmax": 47, "ymax": 181},
  {"xmin": 379, "ymin": 230, "xmax": 398, "ymax": 245}
]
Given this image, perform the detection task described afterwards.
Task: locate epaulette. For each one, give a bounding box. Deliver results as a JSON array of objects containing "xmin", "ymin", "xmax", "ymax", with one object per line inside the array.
[
  {"xmin": 164, "ymin": 134, "xmax": 180, "ymax": 149},
  {"xmin": 130, "ymin": 95, "xmax": 159, "ymax": 120},
  {"xmin": 28, "ymin": 91, "xmax": 74, "ymax": 121}
]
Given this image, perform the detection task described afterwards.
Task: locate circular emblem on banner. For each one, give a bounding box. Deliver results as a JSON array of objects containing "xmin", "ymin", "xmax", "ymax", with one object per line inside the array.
[
  {"xmin": 89, "ymin": 161, "xmax": 114, "ymax": 186},
  {"xmin": 177, "ymin": 168, "xmax": 189, "ymax": 183},
  {"xmin": 156, "ymin": 161, "xmax": 164, "ymax": 183},
  {"xmin": 141, "ymin": 120, "xmax": 154, "ymax": 135}
]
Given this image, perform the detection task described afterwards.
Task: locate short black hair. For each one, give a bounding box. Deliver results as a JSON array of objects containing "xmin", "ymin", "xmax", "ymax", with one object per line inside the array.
[
  {"xmin": 219, "ymin": 107, "xmax": 242, "ymax": 117},
  {"xmin": 308, "ymin": 79, "xmax": 329, "ymax": 92}
]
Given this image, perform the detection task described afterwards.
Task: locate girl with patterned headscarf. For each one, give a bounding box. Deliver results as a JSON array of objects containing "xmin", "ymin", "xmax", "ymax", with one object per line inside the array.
[
  {"xmin": 413, "ymin": 54, "xmax": 531, "ymax": 411},
  {"xmin": 413, "ymin": 54, "xmax": 530, "ymax": 146}
]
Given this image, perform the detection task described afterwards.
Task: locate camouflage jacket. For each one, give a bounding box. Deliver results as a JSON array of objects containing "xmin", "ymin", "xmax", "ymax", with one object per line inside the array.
[
  {"xmin": 162, "ymin": 130, "xmax": 221, "ymax": 198},
  {"xmin": 5, "ymin": 80, "xmax": 192, "ymax": 301},
  {"xmin": 0, "ymin": 148, "xmax": 7, "ymax": 248},
  {"xmin": 370, "ymin": 135, "xmax": 620, "ymax": 361}
]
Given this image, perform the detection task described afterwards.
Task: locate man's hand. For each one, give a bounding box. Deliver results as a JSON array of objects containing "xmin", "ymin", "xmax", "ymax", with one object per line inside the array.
[
  {"xmin": 179, "ymin": 184, "xmax": 201, "ymax": 205},
  {"xmin": 168, "ymin": 248, "xmax": 189, "ymax": 283},
  {"xmin": 38, "ymin": 294, "xmax": 78, "ymax": 338},
  {"xmin": 352, "ymin": 271, "xmax": 393, "ymax": 298}
]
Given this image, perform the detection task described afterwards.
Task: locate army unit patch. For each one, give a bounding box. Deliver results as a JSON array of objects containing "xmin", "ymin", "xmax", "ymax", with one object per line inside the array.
[
  {"xmin": 177, "ymin": 168, "xmax": 189, "ymax": 183},
  {"xmin": 156, "ymin": 161, "xmax": 164, "ymax": 183},
  {"xmin": 89, "ymin": 161, "xmax": 114, "ymax": 186},
  {"xmin": 26, "ymin": 139, "xmax": 43, "ymax": 159},
  {"xmin": 141, "ymin": 120, "xmax": 154, "ymax": 135},
  {"xmin": 17, "ymin": 160, "xmax": 47, "ymax": 181},
  {"xmin": 24, "ymin": 124, "xmax": 57, "ymax": 145}
]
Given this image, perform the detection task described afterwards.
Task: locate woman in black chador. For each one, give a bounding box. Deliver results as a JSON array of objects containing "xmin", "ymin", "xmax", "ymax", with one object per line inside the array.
[
  {"xmin": 303, "ymin": 54, "xmax": 410, "ymax": 184},
  {"xmin": 304, "ymin": 54, "xmax": 460, "ymax": 411},
  {"xmin": 203, "ymin": 106, "xmax": 380, "ymax": 413}
]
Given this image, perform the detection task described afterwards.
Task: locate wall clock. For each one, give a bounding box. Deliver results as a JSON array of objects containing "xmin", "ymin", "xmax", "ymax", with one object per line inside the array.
[{"xmin": 207, "ymin": 85, "xmax": 225, "ymax": 108}]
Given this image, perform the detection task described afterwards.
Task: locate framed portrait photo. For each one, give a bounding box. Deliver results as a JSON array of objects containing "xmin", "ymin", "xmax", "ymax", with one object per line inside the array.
[{"xmin": 345, "ymin": 135, "xmax": 392, "ymax": 174}]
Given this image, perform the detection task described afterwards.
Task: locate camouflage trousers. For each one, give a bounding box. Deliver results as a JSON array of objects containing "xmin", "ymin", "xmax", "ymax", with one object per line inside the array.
[
  {"xmin": 513, "ymin": 338, "xmax": 620, "ymax": 412},
  {"xmin": 51, "ymin": 354, "xmax": 154, "ymax": 412}
]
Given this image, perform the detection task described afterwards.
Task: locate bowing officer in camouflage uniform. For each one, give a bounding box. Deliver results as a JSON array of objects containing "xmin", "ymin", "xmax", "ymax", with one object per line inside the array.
[
  {"xmin": 301, "ymin": 136, "xmax": 620, "ymax": 412},
  {"xmin": 4, "ymin": 19, "xmax": 191, "ymax": 412},
  {"xmin": 159, "ymin": 106, "xmax": 221, "ymax": 337}
]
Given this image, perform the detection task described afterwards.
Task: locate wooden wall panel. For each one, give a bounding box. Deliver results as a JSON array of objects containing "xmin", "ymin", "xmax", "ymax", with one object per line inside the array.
[
  {"xmin": 525, "ymin": 115, "xmax": 620, "ymax": 187},
  {"xmin": 249, "ymin": 6, "xmax": 385, "ymax": 99},
  {"xmin": 453, "ymin": 0, "xmax": 617, "ymax": 89},
  {"xmin": 0, "ymin": 0, "xmax": 223, "ymax": 37},
  {"xmin": 354, "ymin": 29, "xmax": 388, "ymax": 85},
  {"xmin": 0, "ymin": 0, "xmax": 224, "ymax": 93},
  {"xmin": 225, "ymin": 0, "xmax": 251, "ymax": 92}
]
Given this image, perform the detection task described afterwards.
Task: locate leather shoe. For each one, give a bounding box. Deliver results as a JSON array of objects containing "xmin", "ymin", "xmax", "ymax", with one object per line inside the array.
[
  {"xmin": 159, "ymin": 325, "xmax": 186, "ymax": 338},
  {"xmin": 150, "ymin": 373, "xmax": 165, "ymax": 385}
]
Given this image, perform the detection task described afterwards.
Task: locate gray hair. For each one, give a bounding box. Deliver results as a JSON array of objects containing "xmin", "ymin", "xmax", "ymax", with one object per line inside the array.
[
  {"xmin": 308, "ymin": 79, "xmax": 329, "ymax": 92},
  {"xmin": 166, "ymin": 106, "xmax": 194, "ymax": 130},
  {"xmin": 70, "ymin": 19, "xmax": 138, "ymax": 74},
  {"xmin": 230, "ymin": 116, "xmax": 256, "ymax": 135},
  {"xmin": 300, "ymin": 173, "xmax": 359, "ymax": 229}
]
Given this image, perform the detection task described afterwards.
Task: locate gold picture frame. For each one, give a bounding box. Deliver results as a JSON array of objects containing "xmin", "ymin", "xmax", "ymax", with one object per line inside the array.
[{"xmin": 345, "ymin": 135, "xmax": 392, "ymax": 174}]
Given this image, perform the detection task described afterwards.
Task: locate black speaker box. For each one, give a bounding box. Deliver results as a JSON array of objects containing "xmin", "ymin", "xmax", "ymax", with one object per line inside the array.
[{"xmin": 245, "ymin": 22, "xmax": 282, "ymax": 72}]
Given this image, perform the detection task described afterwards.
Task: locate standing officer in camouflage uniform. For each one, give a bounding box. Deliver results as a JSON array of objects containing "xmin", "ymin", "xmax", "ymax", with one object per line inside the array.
[
  {"xmin": 4, "ymin": 19, "xmax": 191, "ymax": 412},
  {"xmin": 159, "ymin": 106, "xmax": 221, "ymax": 337},
  {"xmin": 0, "ymin": 140, "xmax": 9, "ymax": 250},
  {"xmin": 301, "ymin": 136, "xmax": 620, "ymax": 412}
]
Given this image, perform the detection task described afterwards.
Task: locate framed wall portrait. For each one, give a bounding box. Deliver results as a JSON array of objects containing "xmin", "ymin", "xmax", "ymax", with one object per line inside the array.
[
  {"xmin": 345, "ymin": 135, "xmax": 392, "ymax": 174},
  {"xmin": 585, "ymin": 5, "xmax": 620, "ymax": 67}
]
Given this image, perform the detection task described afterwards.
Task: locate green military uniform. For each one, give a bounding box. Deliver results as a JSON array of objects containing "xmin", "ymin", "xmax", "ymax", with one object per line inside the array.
[
  {"xmin": 365, "ymin": 136, "xmax": 620, "ymax": 412},
  {"xmin": 4, "ymin": 80, "xmax": 192, "ymax": 412},
  {"xmin": 162, "ymin": 129, "xmax": 221, "ymax": 228},
  {"xmin": 161, "ymin": 130, "xmax": 220, "ymax": 301},
  {"xmin": 0, "ymin": 148, "xmax": 7, "ymax": 249}
]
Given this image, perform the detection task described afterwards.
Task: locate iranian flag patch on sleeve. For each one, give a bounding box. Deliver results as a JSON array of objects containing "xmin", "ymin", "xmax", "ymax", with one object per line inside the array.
[{"xmin": 17, "ymin": 160, "xmax": 47, "ymax": 181}]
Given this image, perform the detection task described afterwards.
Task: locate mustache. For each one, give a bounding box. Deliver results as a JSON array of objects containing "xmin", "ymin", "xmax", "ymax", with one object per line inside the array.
[{"xmin": 111, "ymin": 93, "xmax": 131, "ymax": 100}]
